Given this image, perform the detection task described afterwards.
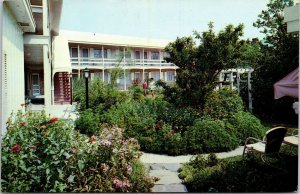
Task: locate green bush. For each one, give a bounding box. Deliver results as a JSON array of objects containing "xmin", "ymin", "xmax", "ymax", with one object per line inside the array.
[
  {"xmin": 73, "ymin": 78, "xmax": 130, "ymax": 111},
  {"xmin": 1, "ymin": 111, "xmax": 154, "ymax": 192},
  {"xmin": 203, "ymin": 88, "xmax": 244, "ymax": 120},
  {"xmin": 179, "ymin": 152, "xmax": 298, "ymax": 192},
  {"xmin": 184, "ymin": 119, "xmax": 239, "ymax": 153},
  {"xmin": 227, "ymin": 111, "xmax": 267, "ymax": 144},
  {"xmin": 75, "ymin": 109, "xmax": 101, "ymax": 135},
  {"xmin": 128, "ymin": 85, "xmax": 145, "ymax": 101}
]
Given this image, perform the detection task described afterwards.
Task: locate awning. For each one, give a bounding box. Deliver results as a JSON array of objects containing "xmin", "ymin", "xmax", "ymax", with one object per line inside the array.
[
  {"xmin": 274, "ymin": 67, "xmax": 299, "ymax": 99},
  {"xmin": 52, "ymin": 36, "xmax": 72, "ymax": 76}
]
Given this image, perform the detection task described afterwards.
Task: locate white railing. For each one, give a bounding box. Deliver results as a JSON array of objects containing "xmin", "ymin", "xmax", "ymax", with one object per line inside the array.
[{"xmin": 70, "ymin": 57, "xmax": 176, "ymax": 67}]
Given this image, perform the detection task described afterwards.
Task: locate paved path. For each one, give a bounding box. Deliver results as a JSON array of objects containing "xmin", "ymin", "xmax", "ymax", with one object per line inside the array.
[{"xmin": 140, "ymin": 146, "xmax": 244, "ymax": 192}]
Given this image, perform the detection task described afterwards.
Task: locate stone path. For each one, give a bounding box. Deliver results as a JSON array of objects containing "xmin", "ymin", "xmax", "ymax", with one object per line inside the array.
[{"xmin": 140, "ymin": 146, "xmax": 245, "ymax": 192}]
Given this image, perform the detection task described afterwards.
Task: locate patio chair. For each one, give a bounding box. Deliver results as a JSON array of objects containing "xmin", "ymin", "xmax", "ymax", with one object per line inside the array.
[
  {"xmin": 242, "ymin": 127, "xmax": 287, "ymax": 162},
  {"xmin": 283, "ymin": 128, "xmax": 298, "ymax": 147}
]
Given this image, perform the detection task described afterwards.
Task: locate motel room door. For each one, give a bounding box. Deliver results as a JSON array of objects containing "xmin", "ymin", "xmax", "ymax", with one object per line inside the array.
[{"xmin": 32, "ymin": 73, "xmax": 40, "ymax": 96}]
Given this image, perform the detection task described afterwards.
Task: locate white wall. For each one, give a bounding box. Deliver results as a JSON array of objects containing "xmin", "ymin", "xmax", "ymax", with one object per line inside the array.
[{"xmin": 2, "ymin": 5, "xmax": 25, "ymax": 133}]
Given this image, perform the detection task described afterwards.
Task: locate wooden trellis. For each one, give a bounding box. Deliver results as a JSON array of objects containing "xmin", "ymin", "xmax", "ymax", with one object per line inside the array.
[{"xmin": 216, "ymin": 68, "xmax": 254, "ymax": 112}]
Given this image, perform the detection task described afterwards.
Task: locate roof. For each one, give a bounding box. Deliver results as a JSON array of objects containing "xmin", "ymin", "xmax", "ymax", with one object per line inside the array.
[{"xmin": 59, "ymin": 30, "xmax": 173, "ymax": 49}]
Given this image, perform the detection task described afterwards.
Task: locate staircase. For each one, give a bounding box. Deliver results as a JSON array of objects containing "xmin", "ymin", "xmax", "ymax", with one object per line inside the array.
[{"xmin": 54, "ymin": 72, "xmax": 71, "ymax": 105}]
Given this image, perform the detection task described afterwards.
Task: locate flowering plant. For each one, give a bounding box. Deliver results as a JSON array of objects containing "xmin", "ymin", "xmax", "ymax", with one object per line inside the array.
[{"xmin": 1, "ymin": 111, "xmax": 153, "ymax": 192}]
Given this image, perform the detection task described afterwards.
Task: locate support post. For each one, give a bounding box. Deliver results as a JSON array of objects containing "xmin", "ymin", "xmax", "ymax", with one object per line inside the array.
[{"xmin": 248, "ymin": 71, "xmax": 253, "ymax": 112}]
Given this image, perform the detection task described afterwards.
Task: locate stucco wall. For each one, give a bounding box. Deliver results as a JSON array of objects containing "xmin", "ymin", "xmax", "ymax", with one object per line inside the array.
[{"xmin": 2, "ymin": 5, "xmax": 25, "ymax": 133}]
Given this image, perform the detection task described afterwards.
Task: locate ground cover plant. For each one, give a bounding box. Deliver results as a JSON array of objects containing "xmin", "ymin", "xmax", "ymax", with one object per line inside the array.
[
  {"xmin": 1, "ymin": 111, "xmax": 154, "ymax": 192},
  {"xmin": 179, "ymin": 146, "xmax": 298, "ymax": 192}
]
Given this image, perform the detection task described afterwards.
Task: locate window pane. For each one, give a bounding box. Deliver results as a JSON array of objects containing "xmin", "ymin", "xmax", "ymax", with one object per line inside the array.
[
  {"xmin": 94, "ymin": 49, "xmax": 102, "ymax": 58},
  {"xmin": 71, "ymin": 48, "xmax": 78, "ymax": 57},
  {"xmin": 151, "ymin": 52, "xmax": 159, "ymax": 60},
  {"xmin": 82, "ymin": 49, "xmax": 89, "ymax": 57},
  {"xmin": 135, "ymin": 51, "xmax": 140, "ymax": 59},
  {"xmin": 144, "ymin": 52, "xmax": 148, "ymax": 59}
]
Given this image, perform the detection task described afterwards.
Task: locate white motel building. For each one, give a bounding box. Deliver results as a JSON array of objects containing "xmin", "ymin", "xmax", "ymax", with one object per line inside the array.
[{"xmin": 1, "ymin": 0, "xmax": 177, "ymax": 134}]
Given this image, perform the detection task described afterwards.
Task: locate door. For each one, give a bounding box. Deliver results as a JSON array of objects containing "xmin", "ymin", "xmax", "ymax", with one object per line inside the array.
[{"xmin": 32, "ymin": 73, "xmax": 40, "ymax": 96}]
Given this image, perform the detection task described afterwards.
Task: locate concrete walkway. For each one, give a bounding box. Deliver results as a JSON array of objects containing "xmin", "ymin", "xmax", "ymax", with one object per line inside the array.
[{"xmin": 141, "ymin": 146, "xmax": 245, "ymax": 192}]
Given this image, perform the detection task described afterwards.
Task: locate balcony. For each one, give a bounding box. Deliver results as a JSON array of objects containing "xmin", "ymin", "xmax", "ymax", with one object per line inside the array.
[
  {"xmin": 70, "ymin": 58, "xmax": 176, "ymax": 69},
  {"xmin": 4, "ymin": 0, "xmax": 36, "ymax": 32}
]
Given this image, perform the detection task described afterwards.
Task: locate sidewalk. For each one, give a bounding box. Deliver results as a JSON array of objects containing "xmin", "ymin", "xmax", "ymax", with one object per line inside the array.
[{"xmin": 141, "ymin": 146, "xmax": 245, "ymax": 192}]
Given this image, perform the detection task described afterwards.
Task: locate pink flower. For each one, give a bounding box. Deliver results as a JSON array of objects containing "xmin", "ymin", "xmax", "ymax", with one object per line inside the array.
[
  {"xmin": 113, "ymin": 179, "xmax": 123, "ymax": 189},
  {"xmin": 49, "ymin": 117, "xmax": 58, "ymax": 123},
  {"xmin": 126, "ymin": 164, "xmax": 132, "ymax": 174},
  {"xmin": 171, "ymin": 130, "xmax": 175, "ymax": 135},
  {"xmin": 122, "ymin": 179, "xmax": 131, "ymax": 189},
  {"xmin": 11, "ymin": 144, "xmax": 22, "ymax": 153},
  {"xmin": 29, "ymin": 145, "xmax": 37, "ymax": 150},
  {"xmin": 100, "ymin": 140, "xmax": 112, "ymax": 147},
  {"xmin": 19, "ymin": 121, "xmax": 26, "ymax": 126},
  {"xmin": 166, "ymin": 134, "xmax": 171, "ymax": 139}
]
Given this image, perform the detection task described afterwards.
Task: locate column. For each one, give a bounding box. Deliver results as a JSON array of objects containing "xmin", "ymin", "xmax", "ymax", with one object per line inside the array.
[
  {"xmin": 248, "ymin": 71, "xmax": 253, "ymax": 112},
  {"xmin": 42, "ymin": 0, "xmax": 49, "ymax": 36},
  {"xmin": 43, "ymin": 45, "xmax": 51, "ymax": 111},
  {"xmin": 123, "ymin": 47, "xmax": 126, "ymax": 90},
  {"xmin": 142, "ymin": 48, "xmax": 145, "ymax": 81},
  {"xmin": 229, "ymin": 71, "xmax": 233, "ymax": 90},
  {"xmin": 78, "ymin": 69, "xmax": 80, "ymax": 79},
  {"xmin": 174, "ymin": 69, "xmax": 177, "ymax": 81},
  {"xmin": 78, "ymin": 44, "xmax": 80, "ymax": 66},
  {"xmin": 102, "ymin": 46, "xmax": 104, "ymax": 82}
]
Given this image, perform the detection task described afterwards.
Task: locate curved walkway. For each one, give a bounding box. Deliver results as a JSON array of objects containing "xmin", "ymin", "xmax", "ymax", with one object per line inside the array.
[{"xmin": 140, "ymin": 146, "xmax": 245, "ymax": 192}]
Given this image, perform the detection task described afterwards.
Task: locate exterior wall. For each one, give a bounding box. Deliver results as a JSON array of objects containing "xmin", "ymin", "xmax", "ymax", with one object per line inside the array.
[
  {"xmin": 2, "ymin": 5, "xmax": 25, "ymax": 133},
  {"xmin": 69, "ymin": 43, "xmax": 177, "ymax": 90}
]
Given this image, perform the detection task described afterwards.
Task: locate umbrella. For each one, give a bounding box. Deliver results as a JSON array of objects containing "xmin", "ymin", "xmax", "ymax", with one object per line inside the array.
[{"xmin": 274, "ymin": 67, "xmax": 299, "ymax": 99}]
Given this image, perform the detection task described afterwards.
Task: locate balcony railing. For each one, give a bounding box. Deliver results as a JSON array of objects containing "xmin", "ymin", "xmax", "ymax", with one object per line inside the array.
[{"xmin": 70, "ymin": 57, "xmax": 176, "ymax": 68}]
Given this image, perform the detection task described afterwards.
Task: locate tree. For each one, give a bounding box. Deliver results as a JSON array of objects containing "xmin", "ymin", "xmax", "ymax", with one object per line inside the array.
[
  {"xmin": 252, "ymin": 0, "xmax": 299, "ymax": 123},
  {"xmin": 108, "ymin": 48, "xmax": 132, "ymax": 88},
  {"xmin": 164, "ymin": 22, "xmax": 245, "ymax": 109}
]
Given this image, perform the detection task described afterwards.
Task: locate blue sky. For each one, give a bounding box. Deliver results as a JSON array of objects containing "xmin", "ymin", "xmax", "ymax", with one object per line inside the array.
[{"xmin": 60, "ymin": 0, "xmax": 269, "ymax": 41}]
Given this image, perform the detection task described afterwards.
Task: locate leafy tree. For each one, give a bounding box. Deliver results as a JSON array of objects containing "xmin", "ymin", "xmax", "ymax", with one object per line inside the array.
[
  {"xmin": 108, "ymin": 48, "xmax": 132, "ymax": 88},
  {"xmin": 252, "ymin": 0, "xmax": 299, "ymax": 123},
  {"xmin": 164, "ymin": 22, "xmax": 245, "ymax": 109}
]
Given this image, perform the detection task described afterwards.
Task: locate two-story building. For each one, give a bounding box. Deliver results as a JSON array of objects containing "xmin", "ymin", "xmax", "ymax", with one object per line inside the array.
[{"xmin": 49, "ymin": 30, "xmax": 177, "ymax": 105}]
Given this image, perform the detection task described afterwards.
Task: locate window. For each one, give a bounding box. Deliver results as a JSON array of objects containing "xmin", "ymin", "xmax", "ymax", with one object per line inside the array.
[
  {"xmin": 151, "ymin": 51, "xmax": 159, "ymax": 60},
  {"xmin": 144, "ymin": 51, "xmax": 148, "ymax": 59},
  {"xmin": 71, "ymin": 48, "xmax": 78, "ymax": 57},
  {"xmin": 104, "ymin": 49, "xmax": 108, "ymax": 58},
  {"xmin": 151, "ymin": 72, "xmax": 160, "ymax": 81},
  {"xmin": 82, "ymin": 48, "xmax": 89, "ymax": 58},
  {"xmin": 167, "ymin": 71, "xmax": 175, "ymax": 82},
  {"xmin": 135, "ymin": 51, "xmax": 140, "ymax": 59},
  {"xmin": 94, "ymin": 49, "xmax": 102, "ymax": 58}
]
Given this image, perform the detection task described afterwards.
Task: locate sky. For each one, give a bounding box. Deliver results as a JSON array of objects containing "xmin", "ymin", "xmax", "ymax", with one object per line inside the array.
[{"xmin": 60, "ymin": 0, "xmax": 270, "ymax": 41}]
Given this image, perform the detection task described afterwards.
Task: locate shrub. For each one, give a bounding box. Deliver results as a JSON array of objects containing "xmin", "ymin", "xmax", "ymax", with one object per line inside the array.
[
  {"xmin": 184, "ymin": 119, "xmax": 239, "ymax": 153},
  {"xmin": 227, "ymin": 111, "xmax": 267, "ymax": 144},
  {"xmin": 73, "ymin": 78, "xmax": 130, "ymax": 111},
  {"xmin": 203, "ymin": 88, "xmax": 244, "ymax": 120},
  {"xmin": 75, "ymin": 109, "xmax": 101, "ymax": 135},
  {"xmin": 179, "ymin": 152, "xmax": 298, "ymax": 192},
  {"xmin": 1, "ymin": 111, "xmax": 154, "ymax": 192},
  {"xmin": 128, "ymin": 85, "xmax": 144, "ymax": 101}
]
